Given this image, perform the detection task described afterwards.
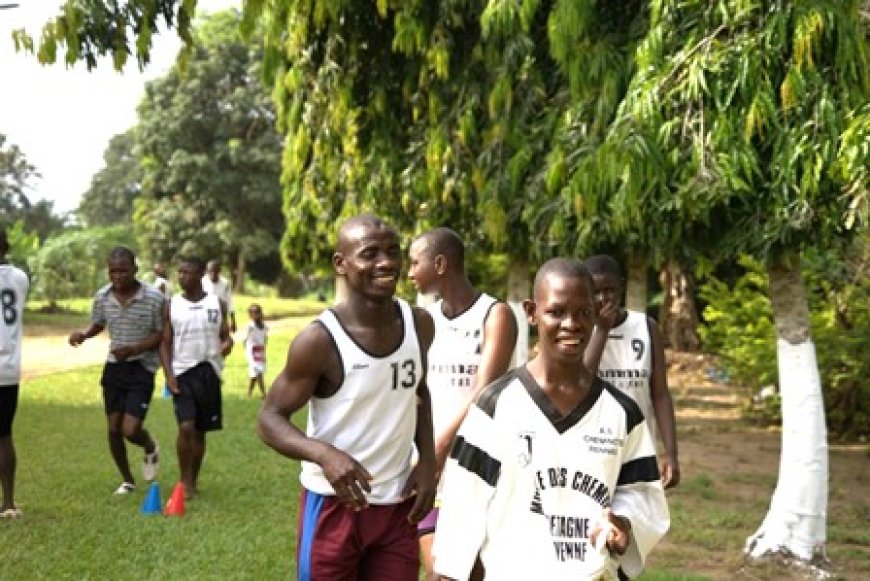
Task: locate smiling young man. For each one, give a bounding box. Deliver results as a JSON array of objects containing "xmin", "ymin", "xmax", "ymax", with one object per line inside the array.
[
  {"xmin": 433, "ymin": 258, "xmax": 669, "ymax": 580},
  {"xmin": 258, "ymin": 214, "xmax": 437, "ymax": 580},
  {"xmin": 69, "ymin": 247, "xmax": 164, "ymax": 495},
  {"xmin": 408, "ymin": 227, "xmax": 517, "ymax": 579}
]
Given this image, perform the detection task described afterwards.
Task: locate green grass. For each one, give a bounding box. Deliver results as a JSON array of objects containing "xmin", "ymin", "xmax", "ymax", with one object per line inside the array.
[{"xmin": 2, "ymin": 313, "xmax": 312, "ymax": 579}]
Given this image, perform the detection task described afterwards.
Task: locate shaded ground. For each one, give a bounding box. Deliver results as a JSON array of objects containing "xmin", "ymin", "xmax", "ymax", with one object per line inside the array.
[{"xmin": 650, "ymin": 351, "xmax": 870, "ymax": 580}]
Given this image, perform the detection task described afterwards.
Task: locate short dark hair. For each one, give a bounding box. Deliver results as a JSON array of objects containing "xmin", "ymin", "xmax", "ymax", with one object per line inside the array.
[
  {"xmin": 414, "ymin": 227, "xmax": 465, "ymax": 269},
  {"xmin": 534, "ymin": 258, "xmax": 594, "ymax": 297},
  {"xmin": 108, "ymin": 246, "xmax": 136, "ymax": 266},
  {"xmin": 179, "ymin": 255, "xmax": 206, "ymax": 273},
  {"xmin": 584, "ymin": 254, "xmax": 622, "ymax": 279}
]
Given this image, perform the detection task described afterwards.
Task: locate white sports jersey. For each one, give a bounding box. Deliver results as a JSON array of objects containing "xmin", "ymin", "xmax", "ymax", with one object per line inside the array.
[
  {"xmin": 244, "ymin": 321, "xmax": 268, "ymax": 377},
  {"xmin": 0, "ymin": 265, "xmax": 29, "ymax": 385},
  {"xmin": 170, "ymin": 293, "xmax": 224, "ymax": 376},
  {"xmin": 433, "ymin": 367, "xmax": 669, "ymax": 580},
  {"xmin": 300, "ymin": 299, "xmax": 422, "ymax": 505},
  {"xmin": 202, "ymin": 275, "xmax": 234, "ymax": 314},
  {"xmin": 427, "ymin": 293, "xmax": 497, "ymax": 437},
  {"xmin": 597, "ymin": 311, "xmax": 657, "ymax": 441}
]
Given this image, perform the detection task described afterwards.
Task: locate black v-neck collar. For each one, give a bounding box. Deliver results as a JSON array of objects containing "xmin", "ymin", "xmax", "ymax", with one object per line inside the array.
[{"xmin": 516, "ymin": 366, "xmax": 603, "ymax": 434}]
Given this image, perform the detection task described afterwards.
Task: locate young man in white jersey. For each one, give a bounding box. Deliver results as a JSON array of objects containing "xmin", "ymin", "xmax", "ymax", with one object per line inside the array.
[
  {"xmin": 202, "ymin": 259, "xmax": 236, "ymax": 333},
  {"xmin": 583, "ymin": 255, "xmax": 680, "ymax": 489},
  {"xmin": 258, "ymin": 214, "xmax": 437, "ymax": 580},
  {"xmin": 0, "ymin": 228, "xmax": 29, "ymax": 518},
  {"xmin": 160, "ymin": 256, "xmax": 233, "ymax": 500},
  {"xmin": 69, "ymin": 247, "xmax": 164, "ymax": 495},
  {"xmin": 433, "ymin": 259, "xmax": 669, "ymax": 580},
  {"xmin": 408, "ymin": 227, "xmax": 517, "ymax": 578}
]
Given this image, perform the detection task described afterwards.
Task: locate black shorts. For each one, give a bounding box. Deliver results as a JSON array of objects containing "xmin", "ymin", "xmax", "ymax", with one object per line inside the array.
[
  {"xmin": 0, "ymin": 384, "xmax": 20, "ymax": 438},
  {"xmin": 173, "ymin": 362, "xmax": 222, "ymax": 432},
  {"xmin": 101, "ymin": 361, "xmax": 156, "ymax": 419}
]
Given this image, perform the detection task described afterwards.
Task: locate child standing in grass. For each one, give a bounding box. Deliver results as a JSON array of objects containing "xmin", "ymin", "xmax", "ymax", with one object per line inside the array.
[{"xmin": 244, "ymin": 304, "xmax": 268, "ymax": 398}]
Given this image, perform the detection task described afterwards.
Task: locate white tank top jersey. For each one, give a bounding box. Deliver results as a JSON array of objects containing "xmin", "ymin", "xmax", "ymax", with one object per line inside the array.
[
  {"xmin": 426, "ymin": 293, "xmax": 497, "ymax": 437},
  {"xmin": 170, "ymin": 293, "xmax": 224, "ymax": 377},
  {"xmin": 301, "ymin": 298, "xmax": 422, "ymax": 505},
  {"xmin": 597, "ymin": 310, "xmax": 658, "ymax": 441},
  {"xmin": 0, "ymin": 265, "xmax": 29, "ymax": 385}
]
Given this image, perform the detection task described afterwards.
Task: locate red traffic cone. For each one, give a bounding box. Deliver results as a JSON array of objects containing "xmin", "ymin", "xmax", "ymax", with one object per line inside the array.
[{"xmin": 164, "ymin": 482, "xmax": 186, "ymax": 516}]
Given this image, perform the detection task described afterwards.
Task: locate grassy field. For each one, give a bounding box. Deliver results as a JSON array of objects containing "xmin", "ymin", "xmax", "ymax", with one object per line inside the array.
[
  {"xmin": 5, "ymin": 299, "xmax": 317, "ymax": 579},
  {"xmin": 3, "ymin": 299, "xmax": 868, "ymax": 579}
]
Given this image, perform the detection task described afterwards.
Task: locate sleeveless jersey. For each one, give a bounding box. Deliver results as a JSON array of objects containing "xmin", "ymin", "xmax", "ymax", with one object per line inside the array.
[
  {"xmin": 597, "ymin": 310, "xmax": 657, "ymax": 441},
  {"xmin": 426, "ymin": 293, "xmax": 497, "ymax": 437},
  {"xmin": 169, "ymin": 293, "xmax": 224, "ymax": 376},
  {"xmin": 0, "ymin": 265, "xmax": 29, "ymax": 385},
  {"xmin": 301, "ymin": 299, "xmax": 422, "ymax": 504}
]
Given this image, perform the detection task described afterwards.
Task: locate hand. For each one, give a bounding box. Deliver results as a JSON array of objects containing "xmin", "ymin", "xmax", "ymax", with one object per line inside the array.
[
  {"xmin": 596, "ymin": 300, "xmax": 619, "ymax": 331},
  {"xmin": 318, "ymin": 446, "xmax": 372, "ymax": 511},
  {"xmin": 111, "ymin": 346, "xmax": 137, "ymax": 361},
  {"xmin": 166, "ymin": 376, "xmax": 181, "ymax": 395},
  {"xmin": 221, "ymin": 337, "xmax": 234, "ymax": 357},
  {"xmin": 401, "ymin": 455, "xmax": 436, "ymax": 524},
  {"xmin": 590, "ymin": 509, "xmax": 631, "ymax": 556},
  {"xmin": 68, "ymin": 331, "xmax": 86, "ymax": 346},
  {"xmin": 660, "ymin": 455, "xmax": 681, "ymax": 489}
]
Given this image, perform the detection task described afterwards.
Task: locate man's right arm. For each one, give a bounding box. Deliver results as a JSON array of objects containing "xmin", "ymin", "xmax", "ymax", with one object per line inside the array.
[
  {"xmin": 68, "ymin": 323, "xmax": 104, "ymax": 346},
  {"xmin": 257, "ymin": 323, "xmax": 373, "ymax": 510},
  {"xmin": 158, "ymin": 301, "xmax": 179, "ymax": 394}
]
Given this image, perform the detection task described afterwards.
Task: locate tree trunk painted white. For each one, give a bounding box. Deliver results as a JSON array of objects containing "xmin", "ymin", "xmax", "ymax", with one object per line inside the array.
[
  {"xmin": 507, "ymin": 259, "xmax": 530, "ymax": 366},
  {"xmin": 745, "ymin": 250, "xmax": 829, "ymax": 568},
  {"xmin": 625, "ymin": 250, "xmax": 648, "ymax": 314}
]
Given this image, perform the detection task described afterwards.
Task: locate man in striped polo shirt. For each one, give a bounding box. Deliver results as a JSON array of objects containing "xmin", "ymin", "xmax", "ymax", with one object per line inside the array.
[{"xmin": 69, "ymin": 247, "xmax": 164, "ymax": 495}]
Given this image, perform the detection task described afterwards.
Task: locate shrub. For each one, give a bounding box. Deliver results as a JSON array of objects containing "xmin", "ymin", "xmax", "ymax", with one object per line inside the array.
[{"xmin": 698, "ymin": 245, "xmax": 870, "ymax": 440}]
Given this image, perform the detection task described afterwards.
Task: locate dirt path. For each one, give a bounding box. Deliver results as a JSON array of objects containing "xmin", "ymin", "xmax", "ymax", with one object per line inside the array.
[
  {"xmin": 20, "ymin": 316, "xmax": 305, "ymax": 380},
  {"xmin": 656, "ymin": 352, "xmax": 870, "ymax": 580}
]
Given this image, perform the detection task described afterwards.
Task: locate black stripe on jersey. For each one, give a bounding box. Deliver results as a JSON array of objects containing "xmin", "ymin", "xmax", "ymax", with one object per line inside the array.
[
  {"xmin": 450, "ymin": 435, "xmax": 501, "ymax": 487},
  {"xmin": 518, "ymin": 367, "xmax": 603, "ymax": 434},
  {"xmin": 475, "ymin": 368, "xmax": 519, "ymax": 418},
  {"xmin": 617, "ymin": 455, "xmax": 661, "ymax": 486},
  {"xmin": 599, "ymin": 378, "xmax": 645, "ymax": 433}
]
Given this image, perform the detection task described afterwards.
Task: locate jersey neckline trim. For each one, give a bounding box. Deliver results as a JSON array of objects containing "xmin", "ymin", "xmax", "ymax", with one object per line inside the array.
[
  {"xmin": 325, "ymin": 300, "xmax": 407, "ymax": 359},
  {"xmin": 516, "ymin": 366, "xmax": 604, "ymax": 434}
]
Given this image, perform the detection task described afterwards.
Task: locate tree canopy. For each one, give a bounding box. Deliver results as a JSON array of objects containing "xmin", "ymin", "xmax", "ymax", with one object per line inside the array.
[{"xmin": 133, "ymin": 9, "xmax": 284, "ymax": 280}]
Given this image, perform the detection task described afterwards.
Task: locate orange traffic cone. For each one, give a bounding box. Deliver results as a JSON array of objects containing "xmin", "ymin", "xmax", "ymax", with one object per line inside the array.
[{"xmin": 164, "ymin": 482, "xmax": 186, "ymax": 516}]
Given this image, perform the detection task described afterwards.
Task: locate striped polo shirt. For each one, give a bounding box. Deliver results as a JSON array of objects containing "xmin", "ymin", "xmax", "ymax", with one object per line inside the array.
[{"xmin": 91, "ymin": 281, "xmax": 165, "ymax": 372}]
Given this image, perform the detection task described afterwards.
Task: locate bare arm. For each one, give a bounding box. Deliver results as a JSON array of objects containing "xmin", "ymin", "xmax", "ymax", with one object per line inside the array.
[
  {"xmin": 403, "ymin": 307, "xmax": 437, "ymax": 523},
  {"xmin": 218, "ymin": 299, "xmax": 234, "ymax": 356},
  {"xmin": 583, "ymin": 301, "xmax": 620, "ymax": 375},
  {"xmin": 648, "ymin": 316, "xmax": 680, "ymax": 488},
  {"xmin": 68, "ymin": 323, "xmax": 105, "ymax": 346},
  {"xmin": 111, "ymin": 330, "xmax": 163, "ymax": 361},
  {"xmin": 434, "ymin": 302, "xmax": 518, "ymax": 472},
  {"xmin": 159, "ymin": 301, "xmax": 178, "ymax": 394},
  {"xmin": 257, "ymin": 323, "xmax": 373, "ymax": 510}
]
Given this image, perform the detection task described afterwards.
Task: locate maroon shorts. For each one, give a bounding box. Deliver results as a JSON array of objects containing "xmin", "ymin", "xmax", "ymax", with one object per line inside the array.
[{"xmin": 297, "ymin": 489, "xmax": 419, "ymax": 581}]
